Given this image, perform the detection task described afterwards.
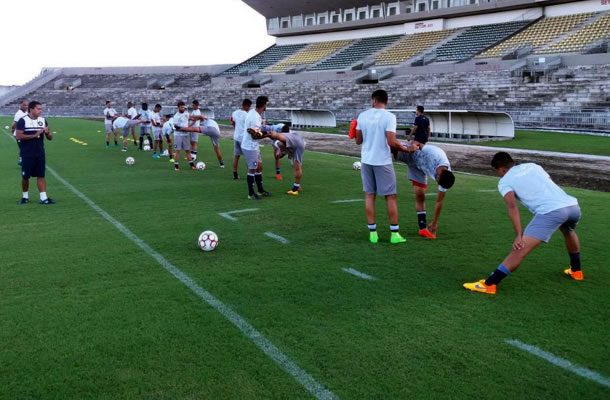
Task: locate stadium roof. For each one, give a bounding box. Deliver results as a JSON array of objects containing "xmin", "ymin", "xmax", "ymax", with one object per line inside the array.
[{"xmin": 242, "ymin": 0, "xmax": 375, "ymax": 18}]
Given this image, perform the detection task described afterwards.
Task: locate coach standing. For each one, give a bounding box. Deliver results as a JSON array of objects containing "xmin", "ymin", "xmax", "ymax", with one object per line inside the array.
[
  {"xmin": 15, "ymin": 101, "xmax": 55, "ymax": 205},
  {"xmin": 355, "ymin": 89, "xmax": 412, "ymax": 244}
]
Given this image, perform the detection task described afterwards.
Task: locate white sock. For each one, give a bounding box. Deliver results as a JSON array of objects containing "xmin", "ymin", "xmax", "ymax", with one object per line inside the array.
[
  {"xmin": 40, "ymin": 192, "xmax": 48, "ymax": 201},
  {"xmin": 22, "ymin": 192, "xmax": 28, "ymax": 199}
]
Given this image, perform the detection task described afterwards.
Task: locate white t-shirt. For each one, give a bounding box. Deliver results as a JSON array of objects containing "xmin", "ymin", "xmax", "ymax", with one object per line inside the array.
[
  {"xmin": 151, "ymin": 112, "xmax": 162, "ymax": 129},
  {"xmin": 173, "ymin": 111, "xmax": 190, "ymax": 136},
  {"xmin": 241, "ymin": 109, "xmax": 262, "ymax": 151},
  {"xmin": 162, "ymin": 118, "xmax": 174, "ymax": 135},
  {"xmin": 127, "ymin": 107, "xmax": 138, "ymax": 120},
  {"xmin": 204, "ymin": 118, "xmax": 219, "ymax": 130},
  {"xmin": 413, "ymin": 144, "xmax": 452, "ymax": 192},
  {"xmin": 113, "ymin": 117, "xmax": 129, "ymax": 130},
  {"xmin": 356, "ymin": 108, "xmax": 397, "ymax": 166},
  {"xmin": 232, "ymin": 109, "xmax": 247, "ymax": 141},
  {"xmin": 13, "ymin": 109, "xmax": 27, "ymax": 136},
  {"xmin": 190, "ymin": 108, "xmax": 202, "ymax": 128},
  {"xmin": 104, "ymin": 108, "xmax": 117, "ymax": 125},
  {"xmin": 498, "ymin": 163, "xmax": 578, "ymax": 215},
  {"xmin": 139, "ymin": 109, "xmax": 152, "ymax": 127}
]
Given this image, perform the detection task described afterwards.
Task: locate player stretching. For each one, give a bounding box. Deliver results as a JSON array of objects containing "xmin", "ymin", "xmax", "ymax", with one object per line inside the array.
[
  {"xmin": 355, "ymin": 90, "xmax": 412, "ymax": 244},
  {"xmin": 151, "ymin": 104, "xmax": 164, "ymax": 159},
  {"xmin": 266, "ymin": 124, "xmax": 305, "ymax": 195},
  {"xmin": 231, "ymin": 99, "xmax": 252, "ymax": 179},
  {"xmin": 112, "ymin": 115, "xmax": 145, "ymax": 151},
  {"xmin": 242, "ymin": 96, "xmax": 271, "ymax": 200},
  {"xmin": 464, "ymin": 152, "xmax": 583, "ymax": 295},
  {"xmin": 185, "ymin": 102, "xmax": 225, "ymax": 168},
  {"xmin": 161, "ymin": 114, "xmax": 175, "ymax": 162},
  {"xmin": 103, "ymin": 101, "xmax": 118, "ymax": 148},
  {"xmin": 172, "ymin": 101, "xmax": 195, "ymax": 171}
]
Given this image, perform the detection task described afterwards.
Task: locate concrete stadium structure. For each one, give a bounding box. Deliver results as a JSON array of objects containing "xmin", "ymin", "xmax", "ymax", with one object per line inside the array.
[{"xmin": 1, "ymin": 0, "xmax": 608, "ymax": 134}]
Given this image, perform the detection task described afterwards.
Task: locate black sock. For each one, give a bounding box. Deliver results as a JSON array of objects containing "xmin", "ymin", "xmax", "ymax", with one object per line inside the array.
[
  {"xmin": 233, "ymin": 171, "xmax": 239, "ymax": 179},
  {"xmin": 114, "ymin": 140, "xmax": 118, "ymax": 145},
  {"xmin": 255, "ymin": 173, "xmax": 264, "ymax": 192},
  {"xmin": 292, "ymin": 183, "xmax": 300, "ymax": 192},
  {"xmin": 417, "ymin": 211, "xmax": 427, "ymax": 230},
  {"xmin": 139, "ymin": 137, "xmax": 143, "ymax": 149},
  {"xmin": 569, "ymin": 253, "xmax": 581, "ymax": 272},
  {"xmin": 247, "ymin": 174, "xmax": 255, "ymax": 196},
  {"xmin": 174, "ymin": 162, "xmax": 179, "ymax": 168},
  {"xmin": 390, "ymin": 224, "xmax": 399, "ymax": 233},
  {"xmin": 368, "ymin": 223, "xmax": 377, "ymax": 232},
  {"xmin": 189, "ymin": 161, "xmax": 194, "ymax": 167},
  {"xmin": 276, "ymin": 168, "xmax": 281, "ymax": 174},
  {"xmin": 485, "ymin": 264, "xmax": 511, "ymax": 286},
  {"xmin": 106, "ymin": 141, "xmax": 109, "ymax": 146},
  {"xmin": 191, "ymin": 150, "xmax": 197, "ymax": 157}
]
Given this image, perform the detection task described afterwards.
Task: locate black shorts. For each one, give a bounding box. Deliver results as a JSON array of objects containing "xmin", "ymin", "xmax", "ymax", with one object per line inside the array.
[
  {"xmin": 22, "ymin": 156, "xmax": 46, "ymax": 179},
  {"xmin": 413, "ymin": 132, "xmax": 428, "ymax": 144}
]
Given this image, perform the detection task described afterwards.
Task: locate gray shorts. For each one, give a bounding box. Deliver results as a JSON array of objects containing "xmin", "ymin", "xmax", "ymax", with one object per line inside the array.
[
  {"xmin": 234, "ymin": 140, "xmax": 243, "ymax": 156},
  {"xmin": 286, "ymin": 133, "xmax": 305, "ymax": 165},
  {"xmin": 361, "ymin": 163, "xmax": 397, "ymax": 196},
  {"xmin": 122, "ymin": 120, "xmax": 140, "ymax": 138},
  {"xmin": 243, "ymin": 148, "xmax": 261, "ymax": 170},
  {"xmin": 174, "ymin": 134, "xmax": 190, "ymax": 151},
  {"xmin": 396, "ymin": 151, "xmax": 427, "ymax": 188},
  {"xmin": 105, "ymin": 122, "xmax": 114, "ymax": 134},
  {"xmin": 524, "ymin": 205, "xmax": 581, "ymax": 243},
  {"xmin": 153, "ymin": 127, "xmax": 163, "ymax": 141},
  {"xmin": 190, "ymin": 130, "xmax": 199, "ymax": 143},
  {"xmin": 140, "ymin": 125, "xmax": 151, "ymax": 136},
  {"xmin": 201, "ymin": 126, "xmax": 220, "ymax": 147}
]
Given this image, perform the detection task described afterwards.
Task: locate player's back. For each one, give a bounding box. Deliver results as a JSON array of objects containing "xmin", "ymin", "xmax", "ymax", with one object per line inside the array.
[
  {"xmin": 232, "ymin": 109, "xmax": 247, "ymax": 141},
  {"xmin": 357, "ymin": 108, "xmax": 396, "ymax": 166}
]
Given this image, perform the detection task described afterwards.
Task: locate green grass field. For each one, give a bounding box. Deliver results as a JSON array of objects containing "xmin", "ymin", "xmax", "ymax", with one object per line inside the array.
[{"xmin": 1, "ymin": 117, "xmax": 609, "ymax": 399}]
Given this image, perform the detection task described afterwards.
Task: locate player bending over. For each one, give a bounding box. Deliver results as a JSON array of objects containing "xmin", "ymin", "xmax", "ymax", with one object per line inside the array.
[
  {"xmin": 464, "ymin": 152, "xmax": 583, "ymax": 295},
  {"xmin": 172, "ymin": 101, "xmax": 196, "ymax": 171},
  {"xmin": 231, "ymin": 99, "xmax": 252, "ymax": 179},
  {"xmin": 182, "ymin": 106, "xmax": 225, "ymax": 168},
  {"xmin": 266, "ymin": 124, "xmax": 305, "ymax": 195},
  {"xmin": 112, "ymin": 115, "xmax": 145, "ymax": 152},
  {"xmin": 103, "ymin": 101, "xmax": 119, "ymax": 148}
]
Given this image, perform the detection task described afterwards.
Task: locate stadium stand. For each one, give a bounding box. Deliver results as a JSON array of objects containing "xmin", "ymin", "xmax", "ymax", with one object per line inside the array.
[
  {"xmin": 265, "ymin": 40, "xmax": 353, "ymax": 73},
  {"xmin": 309, "ymin": 35, "xmax": 403, "ymax": 71},
  {"xmin": 477, "ymin": 13, "xmax": 596, "ymax": 58},
  {"xmin": 429, "ymin": 20, "xmax": 532, "ymax": 62},
  {"xmin": 375, "ymin": 29, "xmax": 457, "ymax": 66},
  {"xmin": 540, "ymin": 13, "xmax": 610, "ymax": 54},
  {"xmin": 223, "ymin": 44, "xmax": 308, "ymax": 75}
]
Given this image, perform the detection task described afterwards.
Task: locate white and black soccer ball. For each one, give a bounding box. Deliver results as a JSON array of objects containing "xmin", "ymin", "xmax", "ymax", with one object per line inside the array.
[
  {"xmin": 353, "ymin": 161, "xmax": 362, "ymax": 170},
  {"xmin": 196, "ymin": 161, "xmax": 206, "ymax": 170},
  {"xmin": 143, "ymin": 144, "xmax": 151, "ymax": 152},
  {"xmin": 4, "ymin": 125, "xmax": 9, "ymax": 130},
  {"xmin": 125, "ymin": 157, "xmax": 135, "ymax": 166},
  {"xmin": 198, "ymin": 230, "xmax": 218, "ymax": 252}
]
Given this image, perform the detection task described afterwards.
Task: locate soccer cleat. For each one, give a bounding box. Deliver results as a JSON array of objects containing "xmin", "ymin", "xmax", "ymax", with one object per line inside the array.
[
  {"xmin": 174, "ymin": 166, "xmax": 180, "ymax": 171},
  {"xmin": 220, "ymin": 162, "xmax": 225, "ymax": 169},
  {"xmin": 121, "ymin": 148, "xmax": 127, "ymax": 152},
  {"xmin": 169, "ymin": 158, "xmax": 175, "ymax": 163},
  {"xmin": 39, "ymin": 198, "xmax": 56, "ymax": 205},
  {"xmin": 287, "ymin": 190, "xmax": 299, "ymax": 196},
  {"xmin": 369, "ymin": 231, "xmax": 379, "ymax": 244},
  {"xmin": 418, "ymin": 228, "xmax": 437, "ymax": 239},
  {"xmin": 105, "ymin": 144, "xmax": 110, "ymax": 149},
  {"xmin": 153, "ymin": 153, "xmax": 160, "ymax": 159},
  {"xmin": 390, "ymin": 232, "xmax": 407, "ymax": 244},
  {"xmin": 19, "ymin": 198, "xmax": 29, "ymax": 205},
  {"xmin": 276, "ymin": 174, "xmax": 283, "ymax": 181},
  {"xmin": 564, "ymin": 268, "xmax": 584, "ymax": 281},
  {"xmin": 463, "ymin": 280, "xmax": 496, "ymax": 295},
  {"xmin": 191, "ymin": 165, "xmax": 197, "ymax": 170},
  {"xmin": 248, "ymin": 194, "xmax": 261, "ymax": 200},
  {"xmin": 258, "ymin": 191, "xmax": 271, "ymax": 197}
]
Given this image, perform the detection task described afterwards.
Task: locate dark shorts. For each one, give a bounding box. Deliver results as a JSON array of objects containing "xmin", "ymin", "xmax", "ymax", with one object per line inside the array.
[
  {"xmin": 414, "ymin": 131, "xmax": 428, "ymax": 144},
  {"xmin": 22, "ymin": 156, "xmax": 45, "ymax": 179}
]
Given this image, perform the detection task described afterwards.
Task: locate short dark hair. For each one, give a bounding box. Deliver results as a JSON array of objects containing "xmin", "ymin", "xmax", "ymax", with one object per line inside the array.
[
  {"xmin": 106, "ymin": 101, "xmax": 111, "ymax": 105},
  {"xmin": 192, "ymin": 100, "xmax": 199, "ymax": 106},
  {"xmin": 256, "ymin": 96, "xmax": 268, "ymax": 108},
  {"xmin": 164, "ymin": 114, "xmax": 173, "ymax": 119},
  {"xmin": 491, "ymin": 152, "xmax": 515, "ymax": 169},
  {"xmin": 141, "ymin": 103, "xmax": 148, "ymax": 110},
  {"xmin": 127, "ymin": 102, "xmax": 133, "ymax": 106},
  {"xmin": 154, "ymin": 104, "xmax": 162, "ymax": 109},
  {"xmin": 372, "ymin": 90, "xmax": 388, "ymax": 105},
  {"xmin": 28, "ymin": 101, "xmax": 41, "ymax": 111},
  {"xmin": 439, "ymin": 170, "xmax": 455, "ymax": 190},
  {"xmin": 242, "ymin": 98, "xmax": 252, "ymax": 107},
  {"xmin": 177, "ymin": 101, "xmax": 185, "ymax": 107},
  {"xmin": 417, "ymin": 105, "xmax": 424, "ymax": 113},
  {"xmin": 281, "ymin": 123, "xmax": 291, "ymax": 133}
]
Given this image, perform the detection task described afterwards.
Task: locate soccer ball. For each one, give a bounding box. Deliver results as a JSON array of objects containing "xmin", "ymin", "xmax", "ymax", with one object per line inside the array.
[
  {"xmin": 4, "ymin": 125, "xmax": 9, "ymax": 130},
  {"xmin": 143, "ymin": 144, "xmax": 151, "ymax": 152},
  {"xmin": 125, "ymin": 157, "xmax": 135, "ymax": 166},
  {"xmin": 191, "ymin": 153, "xmax": 197, "ymax": 161},
  {"xmin": 196, "ymin": 161, "xmax": 206, "ymax": 170},
  {"xmin": 353, "ymin": 161, "xmax": 362, "ymax": 170},
  {"xmin": 198, "ymin": 230, "xmax": 218, "ymax": 252}
]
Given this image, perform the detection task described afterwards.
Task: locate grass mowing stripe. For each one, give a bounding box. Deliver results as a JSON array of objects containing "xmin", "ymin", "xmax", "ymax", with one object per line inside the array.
[
  {"xmin": 342, "ymin": 268, "xmax": 377, "ymax": 281},
  {"xmin": 506, "ymin": 339, "xmax": 610, "ymax": 388},
  {"xmin": 0, "ymin": 127, "xmax": 337, "ymax": 400},
  {"xmin": 265, "ymin": 232, "xmax": 291, "ymax": 244}
]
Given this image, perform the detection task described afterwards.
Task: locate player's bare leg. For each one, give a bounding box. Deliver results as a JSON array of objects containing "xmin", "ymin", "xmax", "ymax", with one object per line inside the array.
[
  {"xmin": 185, "ymin": 150, "xmax": 196, "ymax": 170},
  {"xmin": 131, "ymin": 127, "xmax": 138, "ymax": 147},
  {"xmin": 213, "ymin": 145, "xmax": 224, "ymax": 165}
]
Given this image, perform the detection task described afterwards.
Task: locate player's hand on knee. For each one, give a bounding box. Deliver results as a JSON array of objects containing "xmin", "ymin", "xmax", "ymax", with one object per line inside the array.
[{"xmin": 512, "ymin": 235, "xmax": 524, "ymax": 251}]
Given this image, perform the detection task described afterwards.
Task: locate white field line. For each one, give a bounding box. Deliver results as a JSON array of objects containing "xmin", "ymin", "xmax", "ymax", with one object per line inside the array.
[
  {"xmin": 425, "ymin": 193, "xmax": 437, "ymax": 197},
  {"xmin": 506, "ymin": 339, "xmax": 610, "ymax": 388},
  {"xmin": 264, "ymin": 232, "xmax": 290, "ymax": 244},
  {"xmin": 9, "ymin": 158, "xmax": 336, "ymax": 399},
  {"xmin": 218, "ymin": 208, "xmax": 260, "ymax": 222},
  {"xmin": 342, "ymin": 268, "xmax": 377, "ymax": 281},
  {"xmin": 332, "ymin": 199, "xmax": 365, "ymax": 203}
]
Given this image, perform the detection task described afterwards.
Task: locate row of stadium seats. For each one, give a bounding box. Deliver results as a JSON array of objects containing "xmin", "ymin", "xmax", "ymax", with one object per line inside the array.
[
  {"xmin": 223, "ymin": 44, "xmax": 307, "ymax": 75},
  {"xmin": 539, "ymin": 13, "xmax": 610, "ymax": 54},
  {"xmin": 309, "ymin": 35, "xmax": 403, "ymax": 71},
  {"xmin": 478, "ymin": 13, "xmax": 595, "ymax": 58},
  {"xmin": 375, "ymin": 29, "xmax": 457, "ymax": 66},
  {"xmin": 265, "ymin": 40, "xmax": 353, "ymax": 73},
  {"xmin": 431, "ymin": 20, "xmax": 531, "ymax": 62}
]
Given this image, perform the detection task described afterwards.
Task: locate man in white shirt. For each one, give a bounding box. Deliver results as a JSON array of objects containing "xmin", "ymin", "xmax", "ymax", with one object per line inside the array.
[
  {"xmin": 394, "ymin": 144, "xmax": 455, "ymax": 239},
  {"xmin": 126, "ymin": 102, "xmax": 139, "ymax": 147},
  {"xmin": 464, "ymin": 152, "xmax": 583, "ymax": 295},
  {"xmin": 355, "ymin": 90, "xmax": 412, "ymax": 244},
  {"xmin": 138, "ymin": 103, "xmax": 152, "ymax": 150},
  {"xmin": 103, "ymin": 101, "xmax": 118, "ymax": 149},
  {"xmin": 241, "ymin": 96, "xmax": 271, "ymax": 200},
  {"xmin": 150, "ymin": 104, "xmax": 164, "ymax": 159},
  {"xmin": 187, "ymin": 100, "xmax": 225, "ymax": 168},
  {"xmin": 113, "ymin": 116, "xmax": 145, "ymax": 152},
  {"xmin": 172, "ymin": 101, "xmax": 196, "ymax": 171},
  {"xmin": 11, "ymin": 100, "xmax": 28, "ymax": 166},
  {"xmin": 161, "ymin": 114, "xmax": 175, "ymax": 161},
  {"xmin": 230, "ymin": 99, "xmax": 252, "ymax": 179},
  {"xmin": 189, "ymin": 100, "xmax": 202, "ymax": 159}
]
